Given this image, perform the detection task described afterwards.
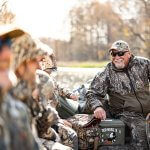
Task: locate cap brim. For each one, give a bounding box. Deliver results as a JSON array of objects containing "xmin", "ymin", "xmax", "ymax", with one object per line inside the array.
[
  {"xmin": 0, "ymin": 25, "xmax": 25, "ymax": 39},
  {"xmin": 109, "ymin": 48, "xmax": 117, "ymax": 52}
]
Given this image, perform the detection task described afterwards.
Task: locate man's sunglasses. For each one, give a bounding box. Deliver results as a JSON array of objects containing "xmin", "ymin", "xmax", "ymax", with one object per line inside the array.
[{"xmin": 111, "ymin": 51, "xmax": 128, "ymax": 57}]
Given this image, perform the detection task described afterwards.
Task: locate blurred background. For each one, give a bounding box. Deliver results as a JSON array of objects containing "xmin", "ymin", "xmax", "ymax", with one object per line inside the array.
[{"xmin": 1, "ymin": 0, "xmax": 150, "ymax": 88}]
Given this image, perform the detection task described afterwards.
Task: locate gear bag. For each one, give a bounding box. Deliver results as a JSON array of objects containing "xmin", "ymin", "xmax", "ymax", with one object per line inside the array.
[{"xmin": 67, "ymin": 114, "xmax": 101, "ymax": 150}]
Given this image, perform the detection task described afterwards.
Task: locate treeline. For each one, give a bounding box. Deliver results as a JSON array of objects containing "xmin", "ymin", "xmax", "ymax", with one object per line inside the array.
[
  {"xmin": 42, "ymin": 0, "xmax": 150, "ymax": 61},
  {"xmin": 1, "ymin": 0, "xmax": 150, "ymax": 62}
]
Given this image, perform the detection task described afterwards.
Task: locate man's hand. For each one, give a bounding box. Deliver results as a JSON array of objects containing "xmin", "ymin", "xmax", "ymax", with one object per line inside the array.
[
  {"xmin": 94, "ymin": 107, "xmax": 106, "ymax": 120},
  {"xmin": 70, "ymin": 93, "xmax": 78, "ymax": 101}
]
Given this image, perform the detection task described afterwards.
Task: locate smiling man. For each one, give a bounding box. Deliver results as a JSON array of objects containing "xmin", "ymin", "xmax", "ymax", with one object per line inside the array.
[
  {"xmin": 110, "ymin": 41, "xmax": 131, "ymax": 69},
  {"xmin": 85, "ymin": 40, "xmax": 150, "ymax": 149}
]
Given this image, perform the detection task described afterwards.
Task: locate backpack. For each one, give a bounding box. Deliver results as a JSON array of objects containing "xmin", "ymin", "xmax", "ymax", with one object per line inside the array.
[{"xmin": 67, "ymin": 114, "xmax": 101, "ymax": 150}]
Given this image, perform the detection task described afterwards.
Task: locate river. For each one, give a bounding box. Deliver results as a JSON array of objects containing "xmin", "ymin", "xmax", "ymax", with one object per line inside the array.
[{"xmin": 55, "ymin": 67, "xmax": 104, "ymax": 90}]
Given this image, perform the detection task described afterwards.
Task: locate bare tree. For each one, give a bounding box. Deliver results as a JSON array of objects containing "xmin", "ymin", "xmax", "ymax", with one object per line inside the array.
[
  {"xmin": 113, "ymin": 0, "xmax": 150, "ymax": 56},
  {"xmin": 0, "ymin": 0, "xmax": 15, "ymax": 24},
  {"xmin": 69, "ymin": 0, "xmax": 123, "ymax": 61}
]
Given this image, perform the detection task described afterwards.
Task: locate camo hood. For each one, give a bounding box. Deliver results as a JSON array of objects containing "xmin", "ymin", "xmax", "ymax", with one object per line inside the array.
[
  {"xmin": 0, "ymin": 24, "xmax": 25, "ymax": 40},
  {"xmin": 39, "ymin": 45, "xmax": 57, "ymax": 71},
  {"xmin": 11, "ymin": 33, "xmax": 47, "ymax": 71}
]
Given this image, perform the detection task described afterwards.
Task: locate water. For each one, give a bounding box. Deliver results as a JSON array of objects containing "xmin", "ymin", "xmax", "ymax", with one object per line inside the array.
[{"xmin": 55, "ymin": 67, "xmax": 104, "ymax": 90}]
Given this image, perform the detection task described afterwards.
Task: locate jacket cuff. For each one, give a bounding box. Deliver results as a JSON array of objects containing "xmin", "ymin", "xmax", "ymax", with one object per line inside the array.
[{"xmin": 91, "ymin": 103, "xmax": 103, "ymax": 112}]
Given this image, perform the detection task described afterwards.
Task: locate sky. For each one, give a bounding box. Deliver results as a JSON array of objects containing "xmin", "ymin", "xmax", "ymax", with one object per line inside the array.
[
  {"xmin": 9, "ymin": 0, "xmax": 110, "ymax": 40},
  {"xmin": 10, "ymin": 0, "xmax": 76, "ymax": 40}
]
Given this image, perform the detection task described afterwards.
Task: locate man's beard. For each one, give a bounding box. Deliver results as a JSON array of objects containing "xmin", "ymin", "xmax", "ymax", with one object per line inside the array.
[{"xmin": 113, "ymin": 59, "xmax": 125, "ymax": 69}]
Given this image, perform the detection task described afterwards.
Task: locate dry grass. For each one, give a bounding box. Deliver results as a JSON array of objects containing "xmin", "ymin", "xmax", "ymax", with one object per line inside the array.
[{"xmin": 57, "ymin": 60, "xmax": 110, "ymax": 68}]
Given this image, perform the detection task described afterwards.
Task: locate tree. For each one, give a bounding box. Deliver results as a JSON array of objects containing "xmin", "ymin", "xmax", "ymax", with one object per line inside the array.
[
  {"xmin": 113, "ymin": 0, "xmax": 150, "ymax": 56},
  {"xmin": 0, "ymin": 0, "xmax": 15, "ymax": 24},
  {"xmin": 69, "ymin": 0, "xmax": 123, "ymax": 61}
]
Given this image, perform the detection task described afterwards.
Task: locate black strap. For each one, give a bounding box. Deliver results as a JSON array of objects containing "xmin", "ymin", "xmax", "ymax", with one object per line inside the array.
[{"xmin": 83, "ymin": 116, "xmax": 101, "ymax": 128}]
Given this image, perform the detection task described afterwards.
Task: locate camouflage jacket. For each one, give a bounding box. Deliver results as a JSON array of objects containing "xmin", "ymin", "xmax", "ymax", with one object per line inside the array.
[
  {"xmin": 36, "ymin": 69, "xmax": 73, "ymax": 108},
  {"xmin": 86, "ymin": 56, "xmax": 150, "ymax": 114},
  {"xmin": 36, "ymin": 70, "xmax": 60, "ymax": 140},
  {"xmin": 36, "ymin": 70, "xmax": 78, "ymax": 150},
  {"xmin": 0, "ymin": 93, "xmax": 39, "ymax": 150},
  {"xmin": 54, "ymin": 80, "xmax": 73, "ymax": 99},
  {"xmin": 10, "ymin": 80, "xmax": 41, "ymax": 119},
  {"xmin": 36, "ymin": 69, "xmax": 59, "ymax": 108}
]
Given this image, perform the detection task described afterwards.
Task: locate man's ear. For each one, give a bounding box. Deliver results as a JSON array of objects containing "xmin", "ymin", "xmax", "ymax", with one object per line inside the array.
[
  {"xmin": 16, "ymin": 63, "xmax": 25, "ymax": 77},
  {"xmin": 127, "ymin": 51, "xmax": 132, "ymax": 58}
]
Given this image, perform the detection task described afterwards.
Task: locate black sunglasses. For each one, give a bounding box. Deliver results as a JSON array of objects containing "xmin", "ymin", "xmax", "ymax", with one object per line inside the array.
[{"xmin": 111, "ymin": 51, "xmax": 128, "ymax": 57}]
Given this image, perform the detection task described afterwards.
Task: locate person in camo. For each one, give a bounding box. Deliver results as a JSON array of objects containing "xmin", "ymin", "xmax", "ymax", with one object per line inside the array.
[
  {"xmin": 10, "ymin": 33, "xmax": 72, "ymax": 150},
  {"xmin": 85, "ymin": 40, "xmax": 150, "ymax": 149},
  {"xmin": 0, "ymin": 25, "xmax": 42, "ymax": 150},
  {"xmin": 34, "ymin": 44, "xmax": 78, "ymax": 150}
]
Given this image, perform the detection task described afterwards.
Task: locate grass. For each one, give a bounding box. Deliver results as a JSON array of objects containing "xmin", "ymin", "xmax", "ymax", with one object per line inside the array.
[{"xmin": 57, "ymin": 60, "xmax": 110, "ymax": 68}]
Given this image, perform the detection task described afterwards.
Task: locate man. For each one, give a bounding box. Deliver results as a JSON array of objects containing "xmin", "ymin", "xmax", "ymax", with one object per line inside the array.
[
  {"xmin": 35, "ymin": 44, "xmax": 78, "ymax": 150},
  {"xmin": 0, "ymin": 25, "xmax": 41, "ymax": 150},
  {"xmin": 10, "ymin": 32, "xmax": 73, "ymax": 150},
  {"xmin": 38, "ymin": 47, "xmax": 77, "ymax": 101},
  {"xmin": 0, "ymin": 25, "xmax": 24, "ymax": 96},
  {"xmin": 86, "ymin": 40, "xmax": 149, "ymax": 149}
]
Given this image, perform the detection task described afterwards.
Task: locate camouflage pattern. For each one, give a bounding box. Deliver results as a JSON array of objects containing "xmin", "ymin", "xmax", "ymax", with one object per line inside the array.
[
  {"xmin": 10, "ymin": 32, "xmax": 50, "ymax": 134},
  {"xmin": 56, "ymin": 123, "xmax": 78, "ymax": 150},
  {"xmin": 86, "ymin": 56, "xmax": 150, "ymax": 114},
  {"xmin": 37, "ymin": 138, "xmax": 73, "ymax": 150},
  {"xmin": 86, "ymin": 55, "xmax": 150, "ymax": 149},
  {"xmin": 119, "ymin": 111, "xmax": 149, "ymax": 150},
  {"xmin": 99, "ymin": 145, "xmax": 135, "ymax": 150},
  {"xmin": 54, "ymin": 80, "xmax": 73, "ymax": 99},
  {"xmin": 11, "ymin": 79, "xmax": 42, "ymax": 122},
  {"xmin": 0, "ymin": 26, "xmax": 41, "ymax": 149},
  {"xmin": 11, "ymin": 33, "xmax": 47, "ymax": 71},
  {"xmin": 36, "ymin": 70, "xmax": 60, "ymax": 140},
  {"xmin": 36, "ymin": 69, "xmax": 78, "ymax": 150},
  {"xmin": 11, "ymin": 78, "xmax": 60, "ymax": 149},
  {"xmin": 0, "ymin": 92, "xmax": 39, "ymax": 150},
  {"xmin": 39, "ymin": 46, "xmax": 56, "ymax": 71},
  {"xmin": 36, "ymin": 69, "xmax": 59, "ymax": 108},
  {"xmin": 39, "ymin": 48, "xmax": 73, "ymax": 99},
  {"xmin": 67, "ymin": 114, "xmax": 101, "ymax": 150},
  {"xmin": 10, "ymin": 80, "xmax": 42, "ymax": 135},
  {"xmin": 11, "ymin": 75, "xmax": 71, "ymax": 150},
  {"xmin": 9, "ymin": 34, "xmax": 53, "ymax": 149},
  {"xmin": 11, "ymin": 80, "xmax": 33, "ymax": 102},
  {"xmin": 109, "ymin": 40, "xmax": 130, "ymax": 52}
]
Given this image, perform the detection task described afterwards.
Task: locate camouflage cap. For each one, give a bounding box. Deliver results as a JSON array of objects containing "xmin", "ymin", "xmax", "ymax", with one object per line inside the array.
[
  {"xmin": 0, "ymin": 24, "xmax": 25, "ymax": 40},
  {"xmin": 39, "ymin": 44, "xmax": 57, "ymax": 71},
  {"xmin": 109, "ymin": 40, "xmax": 130, "ymax": 52},
  {"xmin": 11, "ymin": 33, "xmax": 47, "ymax": 71}
]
